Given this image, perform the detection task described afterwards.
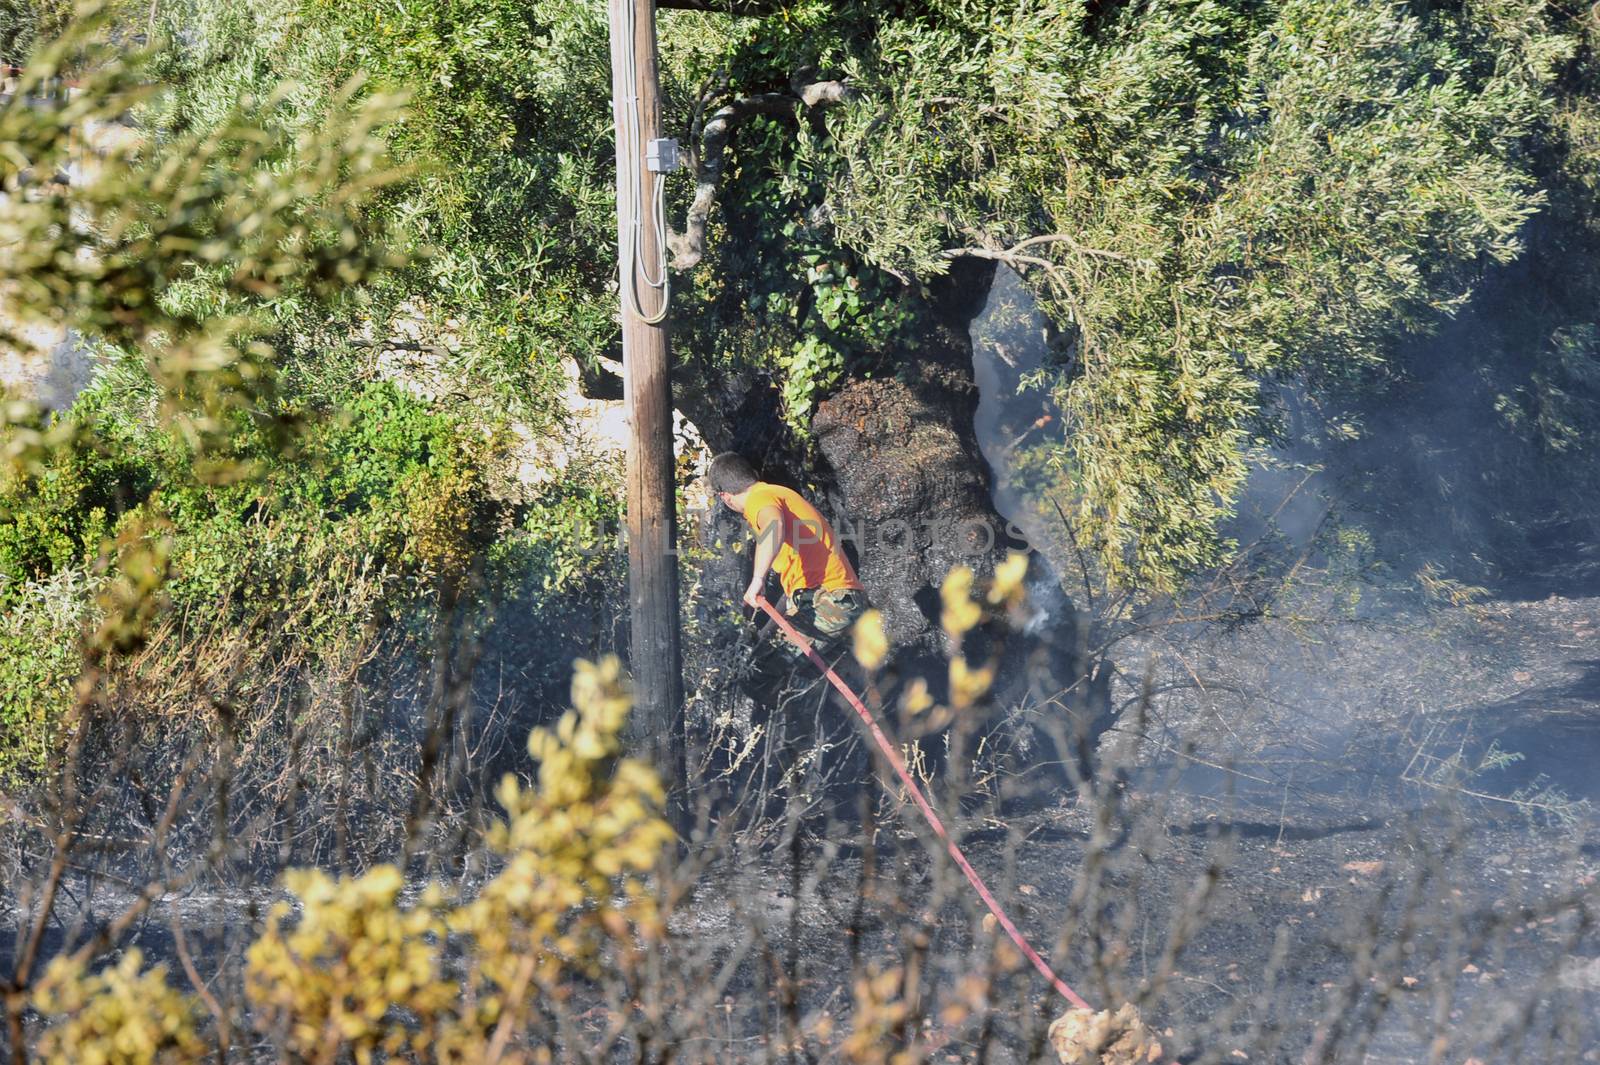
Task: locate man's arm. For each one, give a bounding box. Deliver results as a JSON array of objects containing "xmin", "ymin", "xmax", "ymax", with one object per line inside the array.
[{"xmin": 744, "ymin": 504, "xmax": 783, "ymax": 608}]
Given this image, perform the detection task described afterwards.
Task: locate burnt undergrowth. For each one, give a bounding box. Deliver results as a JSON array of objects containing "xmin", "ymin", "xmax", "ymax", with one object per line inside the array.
[{"xmin": 1, "ymin": 538, "xmax": 1595, "ymax": 1063}]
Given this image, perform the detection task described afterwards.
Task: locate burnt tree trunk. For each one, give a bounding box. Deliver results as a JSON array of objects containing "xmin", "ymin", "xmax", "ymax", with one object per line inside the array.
[
  {"xmin": 678, "ymin": 261, "xmax": 1115, "ymax": 782},
  {"xmin": 812, "ymin": 262, "xmax": 1112, "ymax": 779}
]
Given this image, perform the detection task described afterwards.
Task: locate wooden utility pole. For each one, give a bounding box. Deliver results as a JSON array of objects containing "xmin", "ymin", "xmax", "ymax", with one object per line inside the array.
[{"xmin": 607, "ymin": 0, "xmax": 685, "ymax": 813}]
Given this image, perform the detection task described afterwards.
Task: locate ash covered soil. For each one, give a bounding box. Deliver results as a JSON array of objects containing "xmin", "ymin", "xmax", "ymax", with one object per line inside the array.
[
  {"xmin": 4, "ymin": 594, "xmax": 1594, "ymax": 1063},
  {"xmin": 673, "ymin": 590, "xmax": 1600, "ymax": 1063}
]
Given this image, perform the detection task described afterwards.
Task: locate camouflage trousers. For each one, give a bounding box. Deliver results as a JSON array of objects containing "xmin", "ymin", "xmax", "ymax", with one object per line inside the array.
[
  {"xmin": 792, "ymin": 586, "xmax": 866, "ymax": 643},
  {"xmin": 783, "ymin": 586, "xmax": 866, "ymax": 651}
]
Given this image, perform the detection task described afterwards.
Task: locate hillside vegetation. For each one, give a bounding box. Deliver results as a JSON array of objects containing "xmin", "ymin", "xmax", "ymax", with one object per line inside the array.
[{"xmin": 1, "ymin": 0, "xmax": 1598, "ymax": 1061}]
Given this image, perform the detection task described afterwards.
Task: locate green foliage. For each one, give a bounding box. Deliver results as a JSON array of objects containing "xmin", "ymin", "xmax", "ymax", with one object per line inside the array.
[
  {"xmin": 1294, "ymin": 5, "xmax": 1600, "ymax": 580},
  {"xmin": 5, "ymin": 0, "xmax": 1598, "ymax": 797},
  {"xmin": 1498, "ymin": 323, "xmax": 1600, "ymax": 455},
  {"xmin": 67, "ymin": 0, "xmax": 1598, "ymax": 598},
  {"xmin": 614, "ymin": 0, "xmax": 1597, "ymax": 587},
  {"xmin": 0, "ymin": 570, "xmax": 90, "ymax": 787},
  {"xmin": 495, "ymin": 461, "xmax": 624, "ymax": 597},
  {"xmin": 772, "ymin": 255, "xmax": 913, "ymax": 425},
  {"xmin": 2, "ymin": 17, "xmax": 408, "ymax": 471},
  {"xmin": 0, "ymin": 371, "xmax": 514, "ymax": 780},
  {"xmin": 783, "ymin": 0, "xmax": 1576, "ymax": 587},
  {"xmin": 293, "ymin": 0, "xmax": 625, "ymax": 421},
  {"xmin": 0, "ymin": 0, "xmax": 70, "ymax": 65},
  {"xmin": 0, "ymin": 10, "xmax": 421, "ymax": 777},
  {"xmin": 144, "ymin": 381, "xmax": 505, "ymax": 612},
  {"xmin": 0, "ymin": 420, "xmax": 137, "ymax": 597}
]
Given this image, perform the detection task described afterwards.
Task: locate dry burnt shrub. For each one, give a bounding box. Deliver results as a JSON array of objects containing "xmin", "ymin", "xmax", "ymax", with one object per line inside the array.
[
  {"xmin": 18, "ymin": 655, "xmax": 673, "ymax": 1064},
  {"xmin": 647, "ymin": 560, "xmax": 1595, "ymax": 1064},
  {"xmin": 6, "ymin": 561, "xmax": 1597, "ymax": 1064},
  {"xmin": 73, "ymin": 575, "xmax": 414, "ymax": 868},
  {"xmin": 0, "ymin": 519, "xmax": 520, "ymax": 1062}
]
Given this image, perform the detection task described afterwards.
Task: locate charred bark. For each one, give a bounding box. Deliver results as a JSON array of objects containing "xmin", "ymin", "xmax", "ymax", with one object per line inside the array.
[
  {"xmin": 677, "ymin": 260, "xmax": 1115, "ymax": 784},
  {"xmin": 808, "ymin": 262, "xmax": 1112, "ymax": 781}
]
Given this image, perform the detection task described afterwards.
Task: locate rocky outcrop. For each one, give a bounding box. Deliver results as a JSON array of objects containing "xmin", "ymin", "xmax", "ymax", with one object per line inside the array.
[{"xmin": 0, "ymin": 320, "xmax": 93, "ymax": 409}]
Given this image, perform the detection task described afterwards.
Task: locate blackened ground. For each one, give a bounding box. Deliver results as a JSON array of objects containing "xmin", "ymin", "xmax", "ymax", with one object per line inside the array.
[
  {"xmin": 665, "ymin": 590, "xmax": 1599, "ymax": 1063},
  {"xmin": 4, "ymin": 593, "xmax": 1595, "ymax": 1063}
]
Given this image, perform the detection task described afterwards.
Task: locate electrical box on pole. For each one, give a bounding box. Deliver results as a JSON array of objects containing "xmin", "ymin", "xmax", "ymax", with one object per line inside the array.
[
  {"xmin": 645, "ymin": 137, "xmax": 680, "ymax": 173},
  {"xmin": 607, "ymin": 0, "xmax": 686, "ymax": 825}
]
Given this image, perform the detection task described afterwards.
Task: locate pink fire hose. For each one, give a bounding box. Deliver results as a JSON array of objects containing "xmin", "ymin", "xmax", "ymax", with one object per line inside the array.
[{"xmin": 751, "ymin": 594, "xmax": 1093, "ymax": 1011}]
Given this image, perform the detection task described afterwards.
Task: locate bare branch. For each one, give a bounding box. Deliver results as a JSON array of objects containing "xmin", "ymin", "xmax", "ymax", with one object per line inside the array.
[
  {"xmin": 939, "ymin": 246, "xmax": 1059, "ymax": 272},
  {"xmin": 947, "ymin": 232, "xmax": 1139, "ymax": 264},
  {"xmin": 655, "ymin": 0, "xmax": 784, "ymax": 15},
  {"xmin": 1006, "ymin": 232, "xmax": 1138, "ymax": 262},
  {"xmin": 938, "ymin": 245, "xmax": 1077, "ymax": 300},
  {"xmin": 939, "ymin": 242, "xmax": 1096, "ymax": 354},
  {"xmin": 668, "ymin": 81, "xmax": 855, "ymax": 271}
]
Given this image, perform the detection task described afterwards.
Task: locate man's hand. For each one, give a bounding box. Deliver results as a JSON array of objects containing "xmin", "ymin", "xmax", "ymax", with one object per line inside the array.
[{"xmin": 743, "ymin": 583, "xmax": 763, "ymax": 609}]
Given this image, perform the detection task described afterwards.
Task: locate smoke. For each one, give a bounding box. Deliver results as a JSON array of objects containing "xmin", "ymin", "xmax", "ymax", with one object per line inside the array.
[
  {"xmin": 967, "ymin": 266, "xmax": 1064, "ymax": 554},
  {"xmin": 961, "ymin": 259, "xmax": 1597, "ymax": 885}
]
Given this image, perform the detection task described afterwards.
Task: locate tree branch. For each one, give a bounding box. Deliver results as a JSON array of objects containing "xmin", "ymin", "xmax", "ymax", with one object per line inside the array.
[
  {"xmin": 668, "ymin": 94, "xmax": 795, "ymax": 271},
  {"xmin": 947, "ymin": 232, "xmax": 1138, "ymax": 264},
  {"xmin": 1004, "ymin": 232, "xmax": 1138, "ymax": 262},
  {"xmin": 940, "ymin": 241, "xmax": 1096, "ymax": 354},
  {"xmin": 667, "ymin": 80, "xmax": 854, "ymax": 271},
  {"xmin": 655, "ymin": 0, "xmax": 785, "ymax": 14},
  {"xmin": 939, "ymin": 246, "xmax": 1070, "ymax": 285}
]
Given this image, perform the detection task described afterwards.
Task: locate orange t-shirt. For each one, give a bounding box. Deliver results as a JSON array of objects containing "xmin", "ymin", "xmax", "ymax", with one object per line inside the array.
[{"xmin": 741, "ymin": 482, "xmax": 862, "ymax": 598}]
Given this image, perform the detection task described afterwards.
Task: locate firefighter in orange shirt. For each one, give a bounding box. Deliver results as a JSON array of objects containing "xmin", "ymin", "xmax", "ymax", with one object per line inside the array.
[{"xmin": 708, "ymin": 452, "xmax": 867, "ymax": 669}]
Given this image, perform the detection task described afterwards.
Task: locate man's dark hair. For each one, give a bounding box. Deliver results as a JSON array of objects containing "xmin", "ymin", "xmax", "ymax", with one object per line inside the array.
[{"xmin": 708, "ymin": 452, "xmax": 759, "ymax": 494}]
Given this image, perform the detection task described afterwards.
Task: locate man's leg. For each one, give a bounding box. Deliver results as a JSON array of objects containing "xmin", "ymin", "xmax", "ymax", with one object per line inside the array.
[
  {"xmin": 739, "ymin": 589, "xmax": 851, "ymax": 716},
  {"xmin": 806, "ymin": 587, "xmax": 866, "ymax": 652},
  {"xmin": 741, "ymin": 623, "xmax": 803, "ymax": 706}
]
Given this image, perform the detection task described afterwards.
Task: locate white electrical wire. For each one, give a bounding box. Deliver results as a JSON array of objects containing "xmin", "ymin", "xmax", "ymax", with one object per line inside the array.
[{"xmin": 617, "ymin": 0, "xmax": 671, "ymax": 325}]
